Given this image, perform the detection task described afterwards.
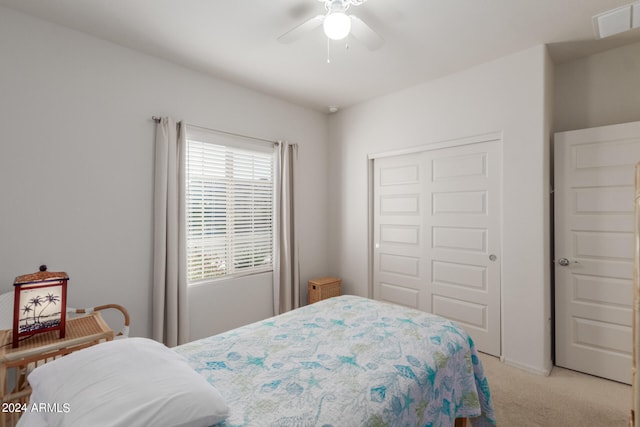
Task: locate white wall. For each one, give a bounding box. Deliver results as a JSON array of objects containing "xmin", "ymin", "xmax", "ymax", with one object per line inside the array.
[
  {"xmin": 0, "ymin": 7, "xmax": 330, "ymax": 340},
  {"xmin": 554, "ymin": 41, "xmax": 640, "ymax": 132},
  {"xmin": 327, "ymin": 45, "xmax": 554, "ymax": 375}
]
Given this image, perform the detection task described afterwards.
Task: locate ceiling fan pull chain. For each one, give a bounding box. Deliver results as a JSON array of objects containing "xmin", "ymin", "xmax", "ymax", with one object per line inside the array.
[{"xmin": 327, "ymin": 38, "xmax": 331, "ymax": 63}]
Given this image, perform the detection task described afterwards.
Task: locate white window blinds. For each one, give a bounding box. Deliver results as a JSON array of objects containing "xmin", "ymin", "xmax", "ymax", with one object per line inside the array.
[{"xmin": 185, "ymin": 127, "xmax": 275, "ymax": 284}]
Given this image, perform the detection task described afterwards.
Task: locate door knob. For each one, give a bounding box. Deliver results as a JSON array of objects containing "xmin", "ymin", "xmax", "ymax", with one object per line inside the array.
[{"xmin": 558, "ymin": 258, "xmax": 570, "ymax": 266}]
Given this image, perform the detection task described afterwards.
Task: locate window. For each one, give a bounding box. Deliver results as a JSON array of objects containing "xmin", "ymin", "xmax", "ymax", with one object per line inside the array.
[{"xmin": 185, "ymin": 127, "xmax": 274, "ymax": 284}]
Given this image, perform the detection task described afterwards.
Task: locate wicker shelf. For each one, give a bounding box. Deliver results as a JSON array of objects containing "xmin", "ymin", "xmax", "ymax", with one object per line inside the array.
[{"xmin": 0, "ymin": 312, "xmax": 114, "ymax": 427}]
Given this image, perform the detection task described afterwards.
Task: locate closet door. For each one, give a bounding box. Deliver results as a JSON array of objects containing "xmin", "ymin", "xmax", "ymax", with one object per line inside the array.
[
  {"xmin": 373, "ymin": 138, "xmax": 502, "ymax": 356},
  {"xmin": 373, "ymin": 153, "xmax": 428, "ymax": 311},
  {"xmin": 424, "ymin": 140, "xmax": 502, "ymax": 356}
]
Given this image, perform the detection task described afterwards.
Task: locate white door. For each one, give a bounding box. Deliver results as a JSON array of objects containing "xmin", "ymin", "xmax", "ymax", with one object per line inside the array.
[
  {"xmin": 425, "ymin": 141, "xmax": 502, "ymax": 355},
  {"xmin": 373, "ymin": 139, "xmax": 502, "ymax": 356},
  {"xmin": 373, "ymin": 153, "xmax": 428, "ymax": 311},
  {"xmin": 555, "ymin": 121, "xmax": 640, "ymax": 384}
]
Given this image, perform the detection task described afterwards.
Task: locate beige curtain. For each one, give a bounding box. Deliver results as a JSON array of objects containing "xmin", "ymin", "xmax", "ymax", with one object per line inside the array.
[
  {"xmin": 152, "ymin": 117, "xmax": 189, "ymax": 346},
  {"xmin": 274, "ymin": 142, "xmax": 300, "ymax": 315}
]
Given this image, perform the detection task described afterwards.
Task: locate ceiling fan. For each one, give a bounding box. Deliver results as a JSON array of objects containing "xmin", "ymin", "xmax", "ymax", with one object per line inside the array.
[{"xmin": 278, "ymin": 0, "xmax": 384, "ymax": 51}]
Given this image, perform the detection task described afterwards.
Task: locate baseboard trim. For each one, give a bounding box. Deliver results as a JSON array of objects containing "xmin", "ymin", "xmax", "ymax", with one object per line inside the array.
[{"xmin": 500, "ymin": 357, "xmax": 552, "ymax": 376}]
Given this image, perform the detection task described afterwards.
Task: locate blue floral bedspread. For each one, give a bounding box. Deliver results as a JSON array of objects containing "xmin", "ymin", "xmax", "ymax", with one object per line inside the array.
[{"xmin": 175, "ymin": 295, "xmax": 496, "ymax": 427}]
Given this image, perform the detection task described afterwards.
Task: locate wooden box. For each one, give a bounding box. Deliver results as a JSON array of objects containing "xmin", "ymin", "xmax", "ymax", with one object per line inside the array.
[{"xmin": 308, "ymin": 277, "xmax": 341, "ymax": 304}]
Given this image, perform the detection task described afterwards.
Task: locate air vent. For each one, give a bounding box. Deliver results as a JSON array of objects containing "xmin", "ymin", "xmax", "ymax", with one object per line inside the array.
[{"xmin": 593, "ymin": 1, "xmax": 640, "ymax": 38}]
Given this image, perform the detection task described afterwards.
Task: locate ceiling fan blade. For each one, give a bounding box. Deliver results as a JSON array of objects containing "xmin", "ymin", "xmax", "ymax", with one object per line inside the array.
[
  {"xmin": 349, "ymin": 15, "xmax": 384, "ymax": 50},
  {"xmin": 278, "ymin": 14, "xmax": 325, "ymax": 44}
]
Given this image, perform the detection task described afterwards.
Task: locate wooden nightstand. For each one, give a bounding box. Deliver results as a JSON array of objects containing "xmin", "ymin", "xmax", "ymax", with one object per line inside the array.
[{"xmin": 0, "ymin": 312, "xmax": 114, "ymax": 427}]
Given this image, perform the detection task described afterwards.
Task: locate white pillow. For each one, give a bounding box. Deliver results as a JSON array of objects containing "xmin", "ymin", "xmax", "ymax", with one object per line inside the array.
[{"xmin": 26, "ymin": 337, "xmax": 229, "ymax": 427}]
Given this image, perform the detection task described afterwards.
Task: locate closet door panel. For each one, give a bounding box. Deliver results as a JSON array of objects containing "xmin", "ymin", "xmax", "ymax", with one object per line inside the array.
[
  {"xmin": 425, "ymin": 140, "xmax": 502, "ymax": 356},
  {"xmin": 373, "ymin": 154, "xmax": 428, "ymax": 311}
]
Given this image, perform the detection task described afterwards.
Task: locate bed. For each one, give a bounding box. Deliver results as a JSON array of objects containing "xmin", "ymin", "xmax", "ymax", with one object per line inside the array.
[{"xmin": 16, "ymin": 295, "xmax": 495, "ymax": 427}]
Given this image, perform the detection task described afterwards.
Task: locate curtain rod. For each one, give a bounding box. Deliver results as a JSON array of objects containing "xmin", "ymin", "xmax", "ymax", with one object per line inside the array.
[{"xmin": 152, "ymin": 116, "xmax": 280, "ymax": 146}]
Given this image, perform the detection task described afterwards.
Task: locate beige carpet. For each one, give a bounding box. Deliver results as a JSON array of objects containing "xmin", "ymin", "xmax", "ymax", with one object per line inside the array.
[{"xmin": 479, "ymin": 353, "xmax": 631, "ymax": 426}]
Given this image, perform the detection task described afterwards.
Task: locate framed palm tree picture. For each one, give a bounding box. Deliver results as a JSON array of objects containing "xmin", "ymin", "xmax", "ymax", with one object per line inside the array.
[{"xmin": 12, "ymin": 265, "xmax": 68, "ymax": 348}]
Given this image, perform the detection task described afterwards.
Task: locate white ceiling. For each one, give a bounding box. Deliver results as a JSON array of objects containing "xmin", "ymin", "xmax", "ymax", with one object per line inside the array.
[{"xmin": 2, "ymin": 0, "xmax": 640, "ymax": 112}]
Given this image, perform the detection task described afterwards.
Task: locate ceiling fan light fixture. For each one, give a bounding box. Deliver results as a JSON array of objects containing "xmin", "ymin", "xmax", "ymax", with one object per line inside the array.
[{"xmin": 323, "ymin": 12, "xmax": 351, "ymax": 40}]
